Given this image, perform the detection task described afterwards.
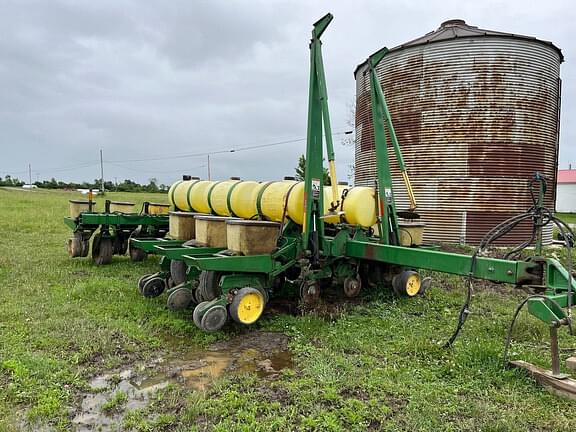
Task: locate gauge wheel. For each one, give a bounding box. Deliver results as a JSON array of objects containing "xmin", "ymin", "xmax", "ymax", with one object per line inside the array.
[
  {"xmin": 66, "ymin": 236, "xmax": 82, "ymax": 258},
  {"xmin": 167, "ymin": 287, "xmax": 194, "ymax": 311},
  {"xmin": 92, "ymin": 234, "xmax": 113, "ymax": 265},
  {"xmin": 197, "ymin": 271, "xmax": 222, "ymax": 302},
  {"xmin": 80, "ymin": 237, "xmax": 90, "ymax": 257},
  {"xmin": 229, "ymin": 287, "xmax": 266, "ymax": 325},
  {"xmin": 392, "ymin": 270, "xmax": 422, "ymax": 297},
  {"xmin": 170, "ymin": 260, "xmax": 187, "ymax": 286},
  {"xmin": 129, "ymin": 244, "xmax": 147, "ymax": 262},
  {"xmin": 114, "ymin": 236, "xmax": 129, "ymax": 255}
]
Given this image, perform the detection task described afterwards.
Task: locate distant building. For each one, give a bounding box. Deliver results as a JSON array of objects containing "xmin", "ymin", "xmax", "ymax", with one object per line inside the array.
[
  {"xmin": 556, "ymin": 168, "xmax": 576, "ymax": 213},
  {"xmin": 76, "ymin": 189, "xmax": 100, "ymax": 195}
]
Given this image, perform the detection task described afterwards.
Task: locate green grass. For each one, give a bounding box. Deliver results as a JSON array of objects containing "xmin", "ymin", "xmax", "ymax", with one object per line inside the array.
[
  {"xmin": 556, "ymin": 213, "xmax": 576, "ymax": 225},
  {"xmin": 101, "ymin": 391, "xmax": 128, "ymax": 413},
  {"xmin": 0, "ymin": 187, "xmax": 574, "ymax": 431}
]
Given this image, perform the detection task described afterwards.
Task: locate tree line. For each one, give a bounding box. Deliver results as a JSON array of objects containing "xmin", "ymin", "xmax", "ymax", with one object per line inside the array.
[{"xmin": 0, "ymin": 175, "xmax": 168, "ymax": 193}]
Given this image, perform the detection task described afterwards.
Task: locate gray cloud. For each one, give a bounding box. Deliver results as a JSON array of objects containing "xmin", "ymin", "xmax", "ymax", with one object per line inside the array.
[{"xmin": 1, "ymin": 0, "xmax": 574, "ymax": 187}]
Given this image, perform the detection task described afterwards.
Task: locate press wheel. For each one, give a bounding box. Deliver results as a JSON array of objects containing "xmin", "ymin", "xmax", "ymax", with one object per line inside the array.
[
  {"xmin": 92, "ymin": 234, "xmax": 113, "ymax": 265},
  {"xmin": 128, "ymin": 228, "xmax": 147, "ymax": 262},
  {"xmin": 193, "ymin": 301, "xmax": 211, "ymax": 328},
  {"xmin": 138, "ymin": 273, "xmax": 156, "ymax": 294},
  {"xmin": 141, "ymin": 276, "xmax": 165, "ymax": 298},
  {"xmin": 200, "ymin": 305, "xmax": 228, "ymax": 332}
]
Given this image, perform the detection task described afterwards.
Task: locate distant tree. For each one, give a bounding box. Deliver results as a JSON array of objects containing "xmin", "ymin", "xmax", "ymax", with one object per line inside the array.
[
  {"xmin": 295, "ymin": 154, "xmax": 331, "ymax": 185},
  {"xmin": 145, "ymin": 178, "xmax": 159, "ymax": 193},
  {"xmin": 0, "ymin": 175, "xmax": 24, "ymax": 187}
]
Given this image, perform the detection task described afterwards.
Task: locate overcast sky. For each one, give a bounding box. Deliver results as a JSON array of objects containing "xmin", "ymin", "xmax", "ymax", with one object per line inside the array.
[{"xmin": 1, "ymin": 0, "xmax": 574, "ymax": 186}]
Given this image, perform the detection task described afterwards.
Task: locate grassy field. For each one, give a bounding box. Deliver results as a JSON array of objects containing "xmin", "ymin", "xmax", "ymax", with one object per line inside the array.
[
  {"xmin": 556, "ymin": 212, "xmax": 576, "ymax": 225},
  {"xmin": 0, "ymin": 187, "xmax": 575, "ymax": 431}
]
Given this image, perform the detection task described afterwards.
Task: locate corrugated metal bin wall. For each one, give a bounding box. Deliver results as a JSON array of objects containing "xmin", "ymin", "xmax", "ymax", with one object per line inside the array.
[{"xmin": 354, "ymin": 21, "xmax": 562, "ymax": 245}]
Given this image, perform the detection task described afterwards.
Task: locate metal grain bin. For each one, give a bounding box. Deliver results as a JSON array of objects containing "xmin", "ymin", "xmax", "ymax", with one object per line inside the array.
[{"xmin": 354, "ymin": 19, "xmax": 562, "ymax": 245}]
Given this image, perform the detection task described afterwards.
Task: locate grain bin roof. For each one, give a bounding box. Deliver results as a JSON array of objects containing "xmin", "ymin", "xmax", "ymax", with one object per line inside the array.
[{"xmin": 354, "ymin": 19, "xmax": 564, "ymax": 75}]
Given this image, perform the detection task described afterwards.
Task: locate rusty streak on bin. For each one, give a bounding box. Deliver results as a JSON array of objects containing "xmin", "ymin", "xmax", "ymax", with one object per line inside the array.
[{"xmin": 354, "ymin": 19, "xmax": 563, "ymax": 245}]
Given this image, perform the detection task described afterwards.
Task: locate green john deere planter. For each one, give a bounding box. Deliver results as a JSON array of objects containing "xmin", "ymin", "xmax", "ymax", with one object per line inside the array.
[
  {"xmin": 64, "ymin": 199, "xmax": 170, "ymax": 265},
  {"xmin": 131, "ymin": 13, "xmax": 576, "ymax": 398}
]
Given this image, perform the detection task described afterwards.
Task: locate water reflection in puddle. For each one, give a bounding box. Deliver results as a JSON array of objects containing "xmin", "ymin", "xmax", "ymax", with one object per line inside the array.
[{"xmin": 72, "ymin": 331, "xmax": 292, "ymax": 431}]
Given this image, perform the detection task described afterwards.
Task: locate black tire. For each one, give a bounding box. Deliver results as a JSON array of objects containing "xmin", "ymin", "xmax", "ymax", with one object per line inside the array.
[
  {"xmin": 343, "ymin": 276, "xmax": 362, "ymax": 298},
  {"xmin": 200, "ymin": 305, "xmax": 228, "ymax": 332},
  {"xmin": 167, "ymin": 287, "xmax": 194, "ymax": 311},
  {"xmin": 229, "ymin": 287, "xmax": 266, "ymax": 325},
  {"xmin": 113, "ymin": 236, "xmax": 129, "ymax": 255},
  {"xmin": 191, "ymin": 288, "xmax": 201, "ymax": 305},
  {"xmin": 80, "ymin": 238, "xmax": 90, "ymax": 257},
  {"xmin": 193, "ymin": 301, "xmax": 211, "ymax": 328},
  {"xmin": 66, "ymin": 237, "xmax": 82, "ymax": 258},
  {"xmin": 129, "ymin": 244, "xmax": 147, "ymax": 262},
  {"xmin": 170, "ymin": 260, "xmax": 187, "ymax": 285},
  {"xmin": 142, "ymin": 276, "xmax": 165, "ymax": 298},
  {"xmin": 392, "ymin": 270, "xmax": 422, "ymax": 297},
  {"xmin": 138, "ymin": 273, "xmax": 155, "ymax": 294},
  {"xmin": 197, "ymin": 271, "xmax": 222, "ymax": 302},
  {"xmin": 300, "ymin": 281, "xmax": 320, "ymax": 305},
  {"xmin": 92, "ymin": 235, "xmax": 113, "ymax": 265}
]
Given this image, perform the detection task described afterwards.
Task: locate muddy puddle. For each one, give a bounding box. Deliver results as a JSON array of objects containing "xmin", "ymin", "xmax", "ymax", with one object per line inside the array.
[{"xmin": 72, "ymin": 331, "xmax": 292, "ymax": 431}]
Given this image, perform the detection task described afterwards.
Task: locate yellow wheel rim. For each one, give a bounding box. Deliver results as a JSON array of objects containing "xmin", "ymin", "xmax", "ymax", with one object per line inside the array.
[
  {"xmin": 405, "ymin": 274, "xmax": 421, "ymax": 297},
  {"xmin": 236, "ymin": 291, "xmax": 264, "ymax": 324}
]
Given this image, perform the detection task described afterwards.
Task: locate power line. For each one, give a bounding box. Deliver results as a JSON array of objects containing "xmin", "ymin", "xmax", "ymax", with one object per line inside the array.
[
  {"xmin": 0, "ymin": 130, "xmax": 354, "ymax": 177},
  {"xmin": 106, "ymin": 131, "xmax": 353, "ymax": 164},
  {"xmin": 106, "ymin": 161, "xmax": 206, "ymax": 174},
  {"xmin": 0, "ymin": 162, "xmax": 99, "ymax": 176}
]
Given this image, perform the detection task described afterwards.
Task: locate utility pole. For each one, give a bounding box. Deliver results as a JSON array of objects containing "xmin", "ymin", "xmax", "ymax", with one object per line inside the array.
[
  {"xmin": 28, "ymin": 163, "xmax": 32, "ymax": 187},
  {"xmin": 207, "ymin": 154, "xmax": 211, "ymax": 180},
  {"xmin": 100, "ymin": 149, "xmax": 105, "ymax": 194}
]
